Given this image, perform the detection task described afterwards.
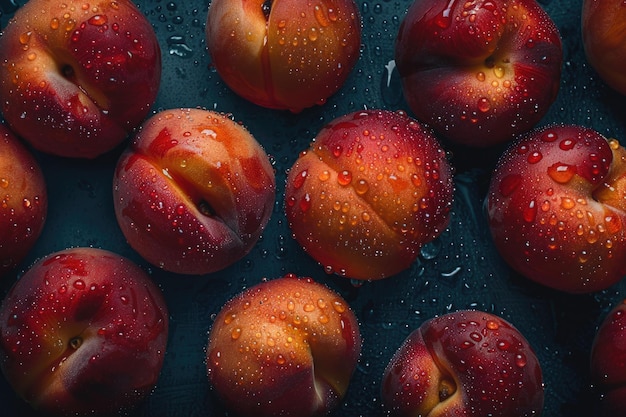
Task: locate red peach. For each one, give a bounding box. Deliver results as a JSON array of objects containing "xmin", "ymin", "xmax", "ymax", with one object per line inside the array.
[
  {"xmin": 0, "ymin": 0, "xmax": 161, "ymax": 158},
  {"xmin": 113, "ymin": 108, "xmax": 276, "ymax": 275},
  {"xmin": 0, "ymin": 247, "xmax": 169, "ymax": 416},
  {"xmin": 590, "ymin": 299, "xmax": 626, "ymax": 416},
  {"xmin": 395, "ymin": 0, "xmax": 562, "ymax": 146},
  {"xmin": 382, "ymin": 310, "xmax": 544, "ymax": 416}
]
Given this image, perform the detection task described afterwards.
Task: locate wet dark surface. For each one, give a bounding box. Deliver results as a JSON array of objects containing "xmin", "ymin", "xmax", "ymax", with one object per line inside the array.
[{"xmin": 1, "ymin": 0, "xmax": 626, "ymax": 416}]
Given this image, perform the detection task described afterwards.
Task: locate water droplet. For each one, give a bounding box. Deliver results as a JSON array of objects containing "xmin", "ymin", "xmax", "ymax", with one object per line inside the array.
[
  {"xmin": 88, "ymin": 15, "xmax": 107, "ymax": 26},
  {"xmin": 497, "ymin": 340, "xmax": 511, "ymax": 350},
  {"xmin": 167, "ymin": 35, "xmax": 193, "ymax": 59},
  {"xmin": 527, "ymin": 151, "xmax": 542, "ymax": 164},
  {"xmin": 486, "ymin": 320, "xmax": 499, "ymax": 330},
  {"xmin": 523, "ymin": 200, "xmax": 537, "ymax": 223},
  {"xmin": 354, "ymin": 178, "xmax": 369, "ymax": 194},
  {"xmin": 73, "ymin": 279, "xmax": 85, "ymax": 290},
  {"xmin": 559, "ymin": 139, "xmax": 576, "ymax": 150},
  {"xmin": 231, "ymin": 327, "xmax": 242, "ymax": 340},
  {"xmin": 604, "ymin": 215, "xmax": 622, "ymax": 234},
  {"xmin": 477, "ymin": 97, "xmax": 490, "ymax": 113},
  {"xmin": 515, "ymin": 352, "xmax": 527, "ymax": 368},
  {"xmin": 420, "ymin": 239, "xmax": 441, "ymax": 260},
  {"xmin": 337, "ymin": 170, "xmax": 352, "ymax": 186},
  {"xmin": 547, "ymin": 163, "xmax": 576, "ymax": 184},
  {"xmin": 19, "ymin": 31, "xmax": 31, "ymax": 45},
  {"xmin": 318, "ymin": 170, "xmax": 330, "ymax": 181},
  {"xmin": 493, "ymin": 66, "xmax": 505, "ymax": 78},
  {"xmin": 541, "ymin": 130, "xmax": 558, "ymax": 142},
  {"xmin": 332, "ymin": 300, "xmax": 346, "ymax": 313},
  {"xmin": 469, "ymin": 331, "xmax": 482, "ymax": 342},
  {"xmin": 293, "ymin": 170, "xmax": 308, "ymax": 189}
]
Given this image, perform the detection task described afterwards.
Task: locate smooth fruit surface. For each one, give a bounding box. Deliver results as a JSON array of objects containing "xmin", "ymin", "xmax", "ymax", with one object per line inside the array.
[
  {"xmin": 0, "ymin": 123, "xmax": 47, "ymax": 277},
  {"xmin": 382, "ymin": 310, "xmax": 544, "ymax": 417},
  {"xmin": 0, "ymin": 247, "xmax": 169, "ymax": 416},
  {"xmin": 0, "ymin": 0, "xmax": 161, "ymax": 158},
  {"xmin": 285, "ymin": 109, "xmax": 454, "ymax": 280},
  {"xmin": 113, "ymin": 108, "xmax": 276, "ymax": 275},
  {"xmin": 205, "ymin": 0, "xmax": 361, "ymax": 112},
  {"xmin": 206, "ymin": 274, "xmax": 361, "ymax": 417},
  {"xmin": 487, "ymin": 124, "xmax": 626, "ymax": 293},
  {"xmin": 582, "ymin": 0, "xmax": 626, "ymax": 95},
  {"xmin": 395, "ymin": 0, "xmax": 562, "ymax": 147}
]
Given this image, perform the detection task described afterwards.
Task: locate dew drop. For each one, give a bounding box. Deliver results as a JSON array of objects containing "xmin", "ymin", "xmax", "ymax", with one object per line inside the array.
[
  {"xmin": 560, "ymin": 197, "xmax": 575, "ymax": 210},
  {"xmin": 515, "ymin": 352, "xmax": 527, "ymax": 368},
  {"xmin": 19, "ymin": 31, "xmax": 31, "ymax": 45},
  {"xmin": 527, "ymin": 151, "xmax": 542, "ymax": 164},
  {"xmin": 523, "ymin": 200, "xmax": 537, "ymax": 223},
  {"xmin": 332, "ymin": 300, "xmax": 346, "ymax": 313},
  {"xmin": 547, "ymin": 163, "xmax": 576, "ymax": 184},
  {"xmin": 411, "ymin": 173, "xmax": 422, "ymax": 188},
  {"xmin": 354, "ymin": 178, "xmax": 369, "ymax": 194},
  {"xmin": 88, "ymin": 15, "xmax": 107, "ymax": 26},
  {"xmin": 559, "ymin": 139, "xmax": 576, "ymax": 150},
  {"xmin": 486, "ymin": 320, "xmax": 499, "ymax": 330},
  {"xmin": 318, "ymin": 170, "xmax": 330, "ymax": 181},
  {"xmin": 497, "ymin": 340, "xmax": 511, "ymax": 350},
  {"xmin": 337, "ymin": 170, "xmax": 352, "ymax": 186},
  {"xmin": 293, "ymin": 170, "xmax": 308, "ymax": 189},
  {"xmin": 230, "ymin": 327, "xmax": 242, "ymax": 340},
  {"xmin": 477, "ymin": 97, "xmax": 491, "ymax": 113}
]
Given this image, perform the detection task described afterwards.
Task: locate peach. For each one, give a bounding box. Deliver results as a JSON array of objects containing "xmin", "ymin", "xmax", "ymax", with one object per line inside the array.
[
  {"xmin": 206, "ymin": 273, "xmax": 361, "ymax": 417},
  {"xmin": 0, "ymin": 247, "xmax": 169, "ymax": 416},
  {"xmin": 285, "ymin": 109, "xmax": 454, "ymax": 280},
  {"xmin": 113, "ymin": 108, "xmax": 276, "ymax": 275},
  {"xmin": 382, "ymin": 310, "xmax": 544, "ymax": 416},
  {"xmin": 0, "ymin": 0, "xmax": 161, "ymax": 158},
  {"xmin": 0, "ymin": 123, "xmax": 47, "ymax": 276},
  {"xmin": 205, "ymin": 0, "xmax": 362, "ymax": 112}
]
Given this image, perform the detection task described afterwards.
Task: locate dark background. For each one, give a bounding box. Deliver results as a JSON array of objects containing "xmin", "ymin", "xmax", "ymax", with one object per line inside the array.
[{"xmin": 1, "ymin": 0, "xmax": 625, "ymax": 416}]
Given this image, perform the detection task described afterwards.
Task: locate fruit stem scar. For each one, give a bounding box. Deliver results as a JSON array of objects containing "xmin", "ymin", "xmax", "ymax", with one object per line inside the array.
[
  {"xmin": 61, "ymin": 64, "xmax": 75, "ymax": 80},
  {"xmin": 198, "ymin": 200, "xmax": 216, "ymax": 217},
  {"xmin": 69, "ymin": 336, "xmax": 83, "ymax": 350},
  {"xmin": 262, "ymin": 0, "xmax": 272, "ymax": 20},
  {"xmin": 439, "ymin": 378, "xmax": 456, "ymax": 401}
]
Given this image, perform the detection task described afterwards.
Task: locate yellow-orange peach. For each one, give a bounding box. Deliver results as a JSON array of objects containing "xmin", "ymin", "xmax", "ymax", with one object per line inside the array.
[
  {"xmin": 285, "ymin": 109, "xmax": 454, "ymax": 280},
  {"xmin": 205, "ymin": 0, "xmax": 361, "ymax": 112},
  {"xmin": 206, "ymin": 274, "xmax": 361, "ymax": 417}
]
